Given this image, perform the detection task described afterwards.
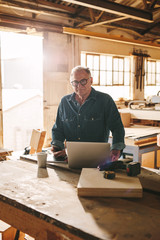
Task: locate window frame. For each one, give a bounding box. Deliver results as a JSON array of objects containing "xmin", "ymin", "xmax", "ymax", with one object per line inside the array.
[
  {"xmin": 145, "ymin": 59, "xmax": 160, "ymax": 86},
  {"xmin": 81, "ymin": 52, "xmax": 131, "ymax": 87}
]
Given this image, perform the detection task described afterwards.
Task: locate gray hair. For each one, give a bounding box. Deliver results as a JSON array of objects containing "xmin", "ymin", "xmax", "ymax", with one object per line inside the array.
[{"xmin": 70, "ymin": 66, "xmax": 91, "ymax": 80}]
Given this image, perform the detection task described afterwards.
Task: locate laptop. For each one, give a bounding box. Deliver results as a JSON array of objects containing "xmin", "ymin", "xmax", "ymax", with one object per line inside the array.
[{"xmin": 66, "ymin": 141, "xmax": 110, "ymax": 169}]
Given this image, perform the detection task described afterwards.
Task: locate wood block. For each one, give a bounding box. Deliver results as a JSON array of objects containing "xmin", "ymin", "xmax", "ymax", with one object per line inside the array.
[
  {"xmin": 134, "ymin": 136, "xmax": 157, "ymax": 146},
  {"xmin": 142, "ymin": 151, "xmax": 155, "ymax": 169},
  {"xmin": 120, "ymin": 112, "xmax": 131, "ymax": 127},
  {"xmin": 30, "ymin": 129, "xmax": 41, "ymax": 151},
  {"xmin": 77, "ymin": 168, "xmax": 143, "ymax": 198},
  {"xmin": 30, "ymin": 129, "xmax": 46, "ymax": 154},
  {"xmin": 157, "ymin": 150, "xmax": 160, "ymax": 168}
]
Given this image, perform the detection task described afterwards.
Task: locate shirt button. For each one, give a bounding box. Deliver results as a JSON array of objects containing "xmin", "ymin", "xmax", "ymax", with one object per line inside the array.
[
  {"xmin": 78, "ymin": 113, "xmax": 81, "ymax": 116},
  {"xmin": 78, "ymin": 125, "xmax": 80, "ymax": 128},
  {"xmin": 78, "ymin": 137, "xmax": 80, "ymax": 140},
  {"xmin": 92, "ymin": 118, "xmax": 94, "ymax": 120}
]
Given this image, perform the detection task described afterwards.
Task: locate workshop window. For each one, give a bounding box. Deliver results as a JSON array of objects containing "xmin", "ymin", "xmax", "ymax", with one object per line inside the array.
[
  {"xmin": 146, "ymin": 60, "xmax": 160, "ymax": 86},
  {"xmin": 81, "ymin": 53, "xmax": 130, "ymax": 86}
]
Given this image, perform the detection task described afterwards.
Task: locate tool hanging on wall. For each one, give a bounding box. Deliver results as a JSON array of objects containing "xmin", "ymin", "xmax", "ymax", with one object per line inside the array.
[{"xmin": 132, "ymin": 48, "xmax": 150, "ymax": 92}]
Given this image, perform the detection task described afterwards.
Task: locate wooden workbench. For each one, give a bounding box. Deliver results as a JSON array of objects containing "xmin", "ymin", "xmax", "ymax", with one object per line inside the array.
[
  {"xmin": 110, "ymin": 125, "xmax": 160, "ymax": 168},
  {"xmin": 0, "ymin": 159, "xmax": 160, "ymax": 240}
]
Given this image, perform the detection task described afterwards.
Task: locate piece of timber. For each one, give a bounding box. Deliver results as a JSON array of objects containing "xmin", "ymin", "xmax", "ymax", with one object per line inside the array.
[
  {"xmin": 134, "ymin": 136, "xmax": 157, "ymax": 145},
  {"xmin": 77, "ymin": 168, "xmax": 143, "ymax": 198}
]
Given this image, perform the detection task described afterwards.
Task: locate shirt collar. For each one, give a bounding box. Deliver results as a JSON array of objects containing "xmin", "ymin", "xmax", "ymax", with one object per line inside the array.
[{"xmin": 68, "ymin": 87, "xmax": 96, "ymax": 102}]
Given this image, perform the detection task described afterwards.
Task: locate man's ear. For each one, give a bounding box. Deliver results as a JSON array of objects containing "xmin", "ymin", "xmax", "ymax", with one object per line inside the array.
[{"xmin": 90, "ymin": 77, "xmax": 93, "ymax": 84}]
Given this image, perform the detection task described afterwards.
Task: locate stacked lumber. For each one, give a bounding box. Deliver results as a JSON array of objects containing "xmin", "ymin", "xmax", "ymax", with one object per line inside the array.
[
  {"xmin": 0, "ymin": 149, "xmax": 13, "ymax": 161},
  {"xmin": 134, "ymin": 136, "xmax": 157, "ymax": 146}
]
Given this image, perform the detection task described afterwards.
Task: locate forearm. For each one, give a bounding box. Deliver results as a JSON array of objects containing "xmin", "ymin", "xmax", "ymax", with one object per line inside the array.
[{"xmin": 51, "ymin": 127, "xmax": 65, "ymax": 149}]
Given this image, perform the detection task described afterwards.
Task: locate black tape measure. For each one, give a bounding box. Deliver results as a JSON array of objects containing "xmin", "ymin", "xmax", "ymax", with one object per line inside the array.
[{"xmin": 103, "ymin": 171, "xmax": 116, "ymax": 179}]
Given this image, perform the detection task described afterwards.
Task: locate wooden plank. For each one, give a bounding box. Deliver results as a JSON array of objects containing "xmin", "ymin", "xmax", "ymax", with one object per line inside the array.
[
  {"xmin": 30, "ymin": 129, "xmax": 46, "ymax": 154},
  {"xmin": 77, "ymin": 168, "xmax": 143, "ymax": 198},
  {"xmin": 63, "ymin": 27, "xmax": 160, "ymax": 49},
  {"xmin": 0, "ymin": 201, "xmax": 82, "ymax": 240},
  {"xmin": 134, "ymin": 136, "xmax": 157, "ymax": 145}
]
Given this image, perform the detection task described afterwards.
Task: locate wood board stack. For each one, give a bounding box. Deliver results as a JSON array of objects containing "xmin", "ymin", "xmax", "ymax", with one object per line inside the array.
[
  {"xmin": 0, "ymin": 149, "xmax": 13, "ymax": 161},
  {"xmin": 77, "ymin": 168, "xmax": 143, "ymax": 198}
]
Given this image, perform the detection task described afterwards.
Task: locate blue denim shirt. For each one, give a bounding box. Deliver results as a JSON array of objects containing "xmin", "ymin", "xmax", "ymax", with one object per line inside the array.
[{"xmin": 52, "ymin": 87, "xmax": 125, "ymax": 150}]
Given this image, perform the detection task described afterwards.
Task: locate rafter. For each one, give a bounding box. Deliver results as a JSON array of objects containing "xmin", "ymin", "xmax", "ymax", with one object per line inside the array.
[
  {"xmin": 0, "ymin": 13, "xmax": 63, "ymax": 32},
  {"xmin": 149, "ymin": 0, "xmax": 158, "ymax": 9},
  {"xmin": 63, "ymin": 0, "xmax": 153, "ymax": 22},
  {"xmin": 142, "ymin": 0, "xmax": 148, "ymax": 9},
  {"xmin": 95, "ymin": 11, "xmax": 104, "ymax": 23},
  {"xmin": 141, "ymin": 18, "xmax": 160, "ymax": 34},
  {"xmin": 88, "ymin": 8, "xmax": 95, "ymax": 23},
  {"xmin": 0, "ymin": 0, "xmax": 76, "ymax": 14},
  {"xmin": 72, "ymin": 6, "xmax": 85, "ymax": 18},
  {"xmin": 63, "ymin": 27, "xmax": 160, "ymax": 49},
  {"xmin": 84, "ymin": 16, "xmax": 128, "ymax": 28}
]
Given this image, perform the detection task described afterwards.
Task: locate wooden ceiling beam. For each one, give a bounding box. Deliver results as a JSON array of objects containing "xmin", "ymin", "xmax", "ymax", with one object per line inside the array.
[
  {"xmin": 141, "ymin": 18, "xmax": 160, "ymax": 34},
  {"xmin": 63, "ymin": 27, "xmax": 160, "ymax": 49},
  {"xmin": 85, "ymin": 16, "xmax": 128, "ymax": 28},
  {"xmin": 142, "ymin": 0, "xmax": 149, "ymax": 9},
  {"xmin": 95, "ymin": 11, "xmax": 104, "ymax": 23},
  {"xmin": 72, "ymin": 6, "xmax": 85, "ymax": 18},
  {"xmin": 88, "ymin": 8, "xmax": 95, "ymax": 23},
  {"xmin": 63, "ymin": 0, "xmax": 153, "ymax": 22},
  {"xmin": 0, "ymin": 14, "xmax": 63, "ymax": 32},
  {"xmin": 149, "ymin": 0, "xmax": 158, "ymax": 9},
  {"xmin": 37, "ymin": 0, "xmax": 76, "ymax": 13},
  {"xmin": 0, "ymin": 0, "xmax": 76, "ymax": 14}
]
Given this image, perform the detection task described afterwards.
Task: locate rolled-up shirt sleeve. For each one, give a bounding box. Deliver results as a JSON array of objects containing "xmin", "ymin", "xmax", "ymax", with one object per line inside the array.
[
  {"xmin": 51, "ymin": 103, "xmax": 65, "ymax": 149},
  {"xmin": 105, "ymin": 95, "xmax": 125, "ymax": 151}
]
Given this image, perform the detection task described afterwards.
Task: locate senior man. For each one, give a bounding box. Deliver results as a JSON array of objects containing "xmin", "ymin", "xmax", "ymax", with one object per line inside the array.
[{"xmin": 51, "ymin": 65, "xmax": 125, "ymax": 162}]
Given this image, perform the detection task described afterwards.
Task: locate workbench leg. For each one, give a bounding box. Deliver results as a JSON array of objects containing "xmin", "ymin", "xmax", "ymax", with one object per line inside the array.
[
  {"xmin": 154, "ymin": 148, "xmax": 157, "ymax": 169},
  {"xmin": 133, "ymin": 148, "xmax": 140, "ymax": 163}
]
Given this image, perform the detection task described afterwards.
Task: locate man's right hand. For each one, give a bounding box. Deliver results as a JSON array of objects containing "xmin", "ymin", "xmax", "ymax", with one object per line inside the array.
[{"xmin": 51, "ymin": 146, "xmax": 68, "ymax": 161}]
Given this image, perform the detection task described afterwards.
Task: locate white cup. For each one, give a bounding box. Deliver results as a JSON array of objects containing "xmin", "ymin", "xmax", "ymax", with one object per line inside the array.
[{"xmin": 37, "ymin": 152, "xmax": 47, "ymax": 168}]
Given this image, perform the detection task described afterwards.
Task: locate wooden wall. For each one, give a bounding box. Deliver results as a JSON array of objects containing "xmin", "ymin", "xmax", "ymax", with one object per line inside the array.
[{"xmin": 43, "ymin": 32, "xmax": 73, "ymax": 145}]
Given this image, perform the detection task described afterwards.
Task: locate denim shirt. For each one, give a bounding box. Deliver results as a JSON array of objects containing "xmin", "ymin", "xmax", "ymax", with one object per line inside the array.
[{"xmin": 51, "ymin": 87, "xmax": 125, "ymax": 151}]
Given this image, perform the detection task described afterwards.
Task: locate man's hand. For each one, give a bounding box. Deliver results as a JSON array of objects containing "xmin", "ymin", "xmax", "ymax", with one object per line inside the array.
[
  {"xmin": 98, "ymin": 149, "xmax": 121, "ymax": 171},
  {"xmin": 51, "ymin": 146, "xmax": 67, "ymax": 161},
  {"xmin": 110, "ymin": 149, "xmax": 121, "ymax": 162}
]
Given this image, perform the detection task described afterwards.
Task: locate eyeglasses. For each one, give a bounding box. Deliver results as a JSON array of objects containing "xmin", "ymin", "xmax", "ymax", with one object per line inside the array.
[{"xmin": 71, "ymin": 78, "xmax": 90, "ymax": 87}]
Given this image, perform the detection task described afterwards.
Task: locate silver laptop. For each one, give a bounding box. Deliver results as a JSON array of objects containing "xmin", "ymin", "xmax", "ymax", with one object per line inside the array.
[{"xmin": 66, "ymin": 141, "xmax": 110, "ymax": 169}]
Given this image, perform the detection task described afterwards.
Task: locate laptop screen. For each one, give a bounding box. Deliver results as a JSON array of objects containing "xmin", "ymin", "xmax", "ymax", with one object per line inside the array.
[{"xmin": 66, "ymin": 141, "xmax": 110, "ymax": 169}]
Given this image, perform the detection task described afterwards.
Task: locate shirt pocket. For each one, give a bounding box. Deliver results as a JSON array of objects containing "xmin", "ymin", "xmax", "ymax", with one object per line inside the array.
[
  {"xmin": 83, "ymin": 113, "xmax": 104, "ymax": 139},
  {"xmin": 61, "ymin": 115, "xmax": 77, "ymax": 138},
  {"xmin": 84, "ymin": 113, "xmax": 102, "ymax": 122},
  {"xmin": 61, "ymin": 116, "xmax": 76, "ymax": 122}
]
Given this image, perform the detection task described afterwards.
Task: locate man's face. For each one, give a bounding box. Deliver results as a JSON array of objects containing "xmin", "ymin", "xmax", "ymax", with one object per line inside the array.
[{"xmin": 70, "ymin": 70, "xmax": 92, "ymax": 97}]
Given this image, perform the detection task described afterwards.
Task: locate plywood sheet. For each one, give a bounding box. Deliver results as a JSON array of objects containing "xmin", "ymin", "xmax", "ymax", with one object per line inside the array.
[{"xmin": 77, "ymin": 168, "xmax": 143, "ymax": 198}]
